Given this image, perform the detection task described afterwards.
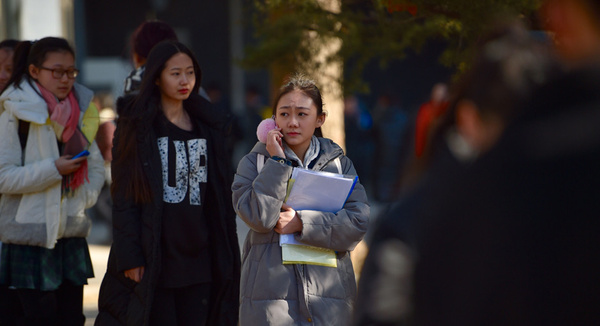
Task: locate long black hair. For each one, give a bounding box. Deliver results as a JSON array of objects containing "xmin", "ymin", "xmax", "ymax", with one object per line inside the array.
[
  {"xmin": 112, "ymin": 40, "xmax": 202, "ymax": 203},
  {"xmin": 5, "ymin": 37, "xmax": 74, "ymax": 92},
  {"xmin": 0, "ymin": 39, "xmax": 18, "ymax": 49}
]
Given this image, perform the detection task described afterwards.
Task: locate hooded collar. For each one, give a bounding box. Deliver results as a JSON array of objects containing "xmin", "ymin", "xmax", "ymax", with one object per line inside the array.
[
  {"xmin": 0, "ymin": 78, "xmax": 93, "ymax": 124},
  {"xmin": 250, "ymin": 137, "xmax": 344, "ymax": 171},
  {"xmin": 283, "ymin": 136, "xmax": 320, "ymax": 168}
]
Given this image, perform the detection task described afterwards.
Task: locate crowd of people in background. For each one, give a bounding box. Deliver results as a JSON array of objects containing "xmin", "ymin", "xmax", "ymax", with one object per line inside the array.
[{"xmin": 1, "ymin": 0, "xmax": 600, "ymax": 324}]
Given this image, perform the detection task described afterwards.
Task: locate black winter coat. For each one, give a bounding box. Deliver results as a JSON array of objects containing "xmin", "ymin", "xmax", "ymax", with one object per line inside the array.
[
  {"xmin": 95, "ymin": 94, "xmax": 240, "ymax": 326},
  {"xmin": 355, "ymin": 67, "xmax": 600, "ymax": 326}
]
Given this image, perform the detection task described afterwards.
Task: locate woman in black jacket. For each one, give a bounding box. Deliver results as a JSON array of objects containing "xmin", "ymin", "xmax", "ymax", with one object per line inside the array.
[{"xmin": 95, "ymin": 40, "xmax": 240, "ymax": 326}]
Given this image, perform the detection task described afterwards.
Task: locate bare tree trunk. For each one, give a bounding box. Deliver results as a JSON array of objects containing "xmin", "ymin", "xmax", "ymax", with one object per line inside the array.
[{"xmin": 313, "ymin": 0, "xmax": 345, "ymax": 151}]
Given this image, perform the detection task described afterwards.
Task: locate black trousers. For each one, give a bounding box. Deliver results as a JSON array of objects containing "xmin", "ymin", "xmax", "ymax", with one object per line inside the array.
[
  {"xmin": 4, "ymin": 282, "xmax": 85, "ymax": 326},
  {"xmin": 0, "ymin": 285, "xmax": 19, "ymax": 325},
  {"xmin": 149, "ymin": 282, "xmax": 211, "ymax": 326}
]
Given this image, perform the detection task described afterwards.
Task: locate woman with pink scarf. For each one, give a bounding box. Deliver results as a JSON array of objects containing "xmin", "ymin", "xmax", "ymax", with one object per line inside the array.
[{"xmin": 0, "ymin": 37, "xmax": 104, "ymax": 326}]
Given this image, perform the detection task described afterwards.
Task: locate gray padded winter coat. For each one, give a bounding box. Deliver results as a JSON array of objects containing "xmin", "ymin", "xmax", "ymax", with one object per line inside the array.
[{"xmin": 232, "ymin": 138, "xmax": 369, "ymax": 326}]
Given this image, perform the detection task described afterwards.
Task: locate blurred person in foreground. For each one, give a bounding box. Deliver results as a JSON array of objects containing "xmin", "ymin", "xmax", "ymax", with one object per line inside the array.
[
  {"xmin": 358, "ymin": 0, "xmax": 600, "ymax": 324},
  {"xmin": 412, "ymin": 1, "xmax": 600, "ymax": 324},
  {"xmin": 353, "ymin": 20, "xmax": 561, "ymax": 325}
]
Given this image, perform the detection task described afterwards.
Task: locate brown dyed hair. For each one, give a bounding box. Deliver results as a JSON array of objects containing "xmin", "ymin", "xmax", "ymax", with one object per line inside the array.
[
  {"xmin": 271, "ymin": 73, "xmax": 326, "ymax": 137},
  {"xmin": 130, "ymin": 20, "xmax": 178, "ymax": 61}
]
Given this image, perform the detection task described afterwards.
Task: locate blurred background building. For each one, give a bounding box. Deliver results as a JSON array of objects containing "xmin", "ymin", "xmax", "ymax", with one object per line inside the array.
[
  {"xmin": 0, "ymin": 0, "xmax": 451, "ymax": 203},
  {"xmin": 0, "ymin": 0, "xmax": 265, "ymax": 116}
]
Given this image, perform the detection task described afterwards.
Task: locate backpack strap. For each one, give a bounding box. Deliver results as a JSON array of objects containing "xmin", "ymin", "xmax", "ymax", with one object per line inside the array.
[
  {"xmin": 258, "ymin": 153, "xmax": 342, "ymax": 174},
  {"xmin": 256, "ymin": 153, "xmax": 265, "ymax": 173},
  {"xmin": 333, "ymin": 157, "xmax": 342, "ymax": 174},
  {"xmin": 18, "ymin": 120, "xmax": 30, "ymax": 151}
]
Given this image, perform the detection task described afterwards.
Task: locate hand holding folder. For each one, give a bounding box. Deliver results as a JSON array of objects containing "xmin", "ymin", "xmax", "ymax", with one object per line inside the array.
[{"xmin": 280, "ymin": 168, "xmax": 358, "ymax": 268}]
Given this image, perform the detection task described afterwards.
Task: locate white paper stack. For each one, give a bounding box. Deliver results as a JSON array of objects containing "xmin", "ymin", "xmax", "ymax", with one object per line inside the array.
[
  {"xmin": 279, "ymin": 168, "xmax": 358, "ymax": 267},
  {"xmin": 285, "ymin": 168, "xmax": 357, "ymax": 212}
]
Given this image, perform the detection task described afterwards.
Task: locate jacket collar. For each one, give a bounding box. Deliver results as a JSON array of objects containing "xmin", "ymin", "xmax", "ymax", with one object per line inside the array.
[
  {"xmin": 0, "ymin": 79, "xmax": 47, "ymax": 124},
  {"xmin": 0, "ymin": 78, "xmax": 93, "ymax": 124},
  {"xmin": 250, "ymin": 137, "xmax": 344, "ymax": 170},
  {"xmin": 283, "ymin": 136, "xmax": 320, "ymax": 168}
]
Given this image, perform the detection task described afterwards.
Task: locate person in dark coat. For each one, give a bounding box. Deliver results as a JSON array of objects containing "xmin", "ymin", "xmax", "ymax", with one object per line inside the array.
[
  {"xmin": 412, "ymin": 70, "xmax": 600, "ymax": 325},
  {"xmin": 353, "ymin": 20, "xmax": 561, "ymax": 325},
  {"xmin": 411, "ymin": 1, "xmax": 600, "ymax": 324},
  {"xmin": 95, "ymin": 40, "xmax": 240, "ymax": 326},
  {"xmin": 357, "ymin": 1, "xmax": 600, "ymax": 325}
]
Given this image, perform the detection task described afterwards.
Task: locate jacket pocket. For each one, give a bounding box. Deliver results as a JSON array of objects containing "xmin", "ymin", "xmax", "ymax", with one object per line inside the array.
[
  {"xmin": 0, "ymin": 194, "xmax": 48, "ymax": 247},
  {"xmin": 305, "ymin": 262, "xmax": 347, "ymax": 300},
  {"xmin": 16, "ymin": 193, "xmax": 46, "ymax": 223},
  {"xmin": 339, "ymin": 253, "xmax": 357, "ymax": 299}
]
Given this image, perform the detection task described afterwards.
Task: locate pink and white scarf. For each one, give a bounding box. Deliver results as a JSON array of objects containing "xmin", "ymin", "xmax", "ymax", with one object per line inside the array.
[{"xmin": 37, "ymin": 82, "xmax": 89, "ymax": 194}]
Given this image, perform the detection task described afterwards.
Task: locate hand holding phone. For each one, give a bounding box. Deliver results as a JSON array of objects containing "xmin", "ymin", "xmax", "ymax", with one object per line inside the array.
[
  {"xmin": 71, "ymin": 150, "xmax": 90, "ymax": 159},
  {"xmin": 56, "ymin": 150, "xmax": 90, "ymax": 175}
]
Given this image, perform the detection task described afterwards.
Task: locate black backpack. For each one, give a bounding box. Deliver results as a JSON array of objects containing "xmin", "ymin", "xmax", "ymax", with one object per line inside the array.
[{"xmin": 18, "ymin": 120, "xmax": 29, "ymax": 151}]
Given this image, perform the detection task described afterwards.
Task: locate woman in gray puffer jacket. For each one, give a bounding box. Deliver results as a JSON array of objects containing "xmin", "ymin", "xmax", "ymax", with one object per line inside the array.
[{"xmin": 232, "ymin": 74, "xmax": 369, "ymax": 326}]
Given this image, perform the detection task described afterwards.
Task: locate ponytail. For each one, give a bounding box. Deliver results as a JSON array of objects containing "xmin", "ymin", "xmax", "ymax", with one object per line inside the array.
[
  {"xmin": 3, "ymin": 41, "xmax": 33, "ymax": 92},
  {"xmin": 3, "ymin": 37, "xmax": 75, "ymax": 92}
]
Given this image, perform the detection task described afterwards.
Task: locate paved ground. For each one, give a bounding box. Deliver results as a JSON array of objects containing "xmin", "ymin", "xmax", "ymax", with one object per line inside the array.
[{"xmin": 84, "ymin": 244, "xmax": 109, "ymax": 326}]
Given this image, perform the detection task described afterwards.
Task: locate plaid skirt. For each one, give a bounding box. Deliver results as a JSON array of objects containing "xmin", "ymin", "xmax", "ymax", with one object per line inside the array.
[{"xmin": 0, "ymin": 237, "xmax": 94, "ymax": 291}]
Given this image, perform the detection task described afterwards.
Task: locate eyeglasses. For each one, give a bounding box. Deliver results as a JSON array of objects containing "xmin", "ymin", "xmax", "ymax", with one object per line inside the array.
[{"xmin": 39, "ymin": 67, "xmax": 79, "ymax": 79}]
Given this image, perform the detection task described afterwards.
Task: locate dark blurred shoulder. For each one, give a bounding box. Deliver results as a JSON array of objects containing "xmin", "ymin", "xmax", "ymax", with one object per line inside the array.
[
  {"xmin": 185, "ymin": 93, "xmax": 234, "ymax": 137},
  {"xmin": 115, "ymin": 94, "xmax": 137, "ymax": 117}
]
